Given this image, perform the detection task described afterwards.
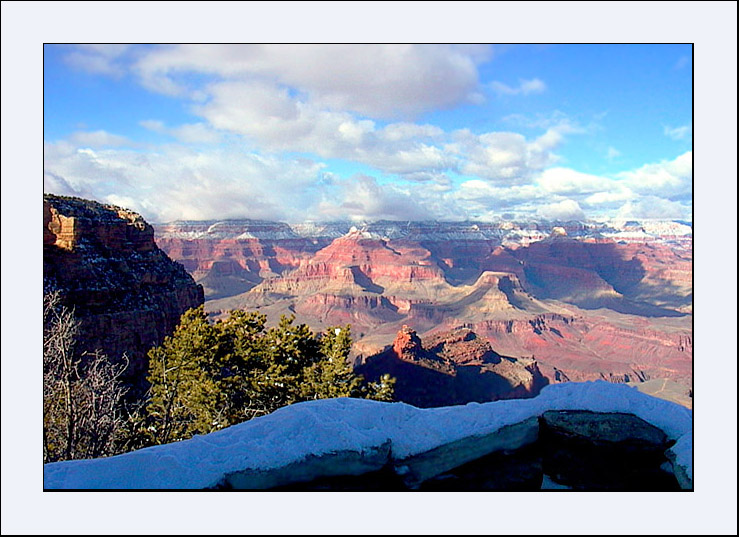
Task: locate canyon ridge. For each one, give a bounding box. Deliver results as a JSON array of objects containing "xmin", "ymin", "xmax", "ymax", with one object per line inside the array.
[{"xmin": 154, "ymin": 218, "xmax": 692, "ymax": 407}]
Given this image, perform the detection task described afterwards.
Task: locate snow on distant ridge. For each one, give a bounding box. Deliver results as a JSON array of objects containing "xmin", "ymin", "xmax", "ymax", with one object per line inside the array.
[
  {"xmin": 154, "ymin": 218, "xmax": 690, "ymax": 244},
  {"xmin": 43, "ymin": 381, "xmax": 692, "ymax": 490},
  {"xmin": 604, "ymin": 219, "xmax": 693, "ymax": 237}
]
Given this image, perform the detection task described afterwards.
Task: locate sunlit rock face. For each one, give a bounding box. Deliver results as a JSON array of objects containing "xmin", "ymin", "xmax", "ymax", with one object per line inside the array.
[
  {"xmin": 155, "ymin": 218, "xmax": 692, "ymax": 404},
  {"xmin": 43, "ymin": 194, "xmax": 204, "ymax": 394},
  {"xmin": 357, "ymin": 326, "xmax": 548, "ymax": 408}
]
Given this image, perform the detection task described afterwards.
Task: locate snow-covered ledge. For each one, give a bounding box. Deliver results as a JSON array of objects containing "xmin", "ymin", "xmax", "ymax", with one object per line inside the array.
[{"xmin": 44, "ymin": 381, "xmax": 693, "ymax": 490}]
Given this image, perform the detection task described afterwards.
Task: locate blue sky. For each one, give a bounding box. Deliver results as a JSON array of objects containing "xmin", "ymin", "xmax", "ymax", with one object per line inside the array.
[{"xmin": 43, "ymin": 44, "xmax": 693, "ymax": 223}]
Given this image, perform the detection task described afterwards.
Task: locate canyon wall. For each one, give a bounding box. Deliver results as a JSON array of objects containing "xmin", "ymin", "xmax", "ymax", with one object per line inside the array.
[
  {"xmin": 155, "ymin": 218, "xmax": 692, "ymax": 404},
  {"xmin": 44, "ymin": 195, "xmax": 204, "ymax": 393}
]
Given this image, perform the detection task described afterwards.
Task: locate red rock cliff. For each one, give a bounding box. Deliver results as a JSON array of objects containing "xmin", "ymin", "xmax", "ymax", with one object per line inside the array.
[
  {"xmin": 43, "ymin": 195, "xmax": 204, "ymax": 394},
  {"xmin": 357, "ymin": 326, "xmax": 548, "ymax": 407}
]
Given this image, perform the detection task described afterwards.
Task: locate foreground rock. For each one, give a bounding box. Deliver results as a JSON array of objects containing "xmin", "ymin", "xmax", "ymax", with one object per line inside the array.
[
  {"xmin": 44, "ymin": 381, "xmax": 692, "ymax": 491},
  {"xmin": 44, "ymin": 194, "xmax": 204, "ymax": 394},
  {"xmin": 538, "ymin": 410, "xmax": 677, "ymax": 490}
]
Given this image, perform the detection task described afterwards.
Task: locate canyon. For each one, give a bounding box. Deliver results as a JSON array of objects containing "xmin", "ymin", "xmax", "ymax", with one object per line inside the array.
[{"xmin": 154, "ymin": 218, "xmax": 693, "ymax": 406}]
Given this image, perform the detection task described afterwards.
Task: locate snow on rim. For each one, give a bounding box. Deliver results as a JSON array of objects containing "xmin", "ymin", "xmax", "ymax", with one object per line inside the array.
[{"xmin": 43, "ymin": 380, "xmax": 692, "ymax": 489}]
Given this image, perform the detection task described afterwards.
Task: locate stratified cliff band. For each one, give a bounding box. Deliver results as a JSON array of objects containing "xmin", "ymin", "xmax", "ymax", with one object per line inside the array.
[{"xmin": 43, "ymin": 194, "xmax": 204, "ymax": 394}]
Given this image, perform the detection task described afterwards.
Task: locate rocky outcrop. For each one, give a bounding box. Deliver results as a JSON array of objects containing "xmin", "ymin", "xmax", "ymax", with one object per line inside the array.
[
  {"xmin": 358, "ymin": 326, "xmax": 548, "ymax": 407},
  {"xmin": 44, "ymin": 195, "xmax": 204, "ymax": 394}
]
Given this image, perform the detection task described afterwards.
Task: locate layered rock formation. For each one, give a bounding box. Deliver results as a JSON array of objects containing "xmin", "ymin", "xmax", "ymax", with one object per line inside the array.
[
  {"xmin": 357, "ymin": 326, "xmax": 548, "ymax": 407},
  {"xmin": 155, "ymin": 218, "xmax": 692, "ymax": 402},
  {"xmin": 471, "ymin": 313, "xmax": 693, "ymax": 388},
  {"xmin": 154, "ymin": 220, "xmax": 336, "ymax": 300},
  {"xmin": 44, "ymin": 195, "xmax": 204, "ymax": 393},
  {"xmin": 502, "ymin": 236, "xmax": 693, "ymax": 315}
]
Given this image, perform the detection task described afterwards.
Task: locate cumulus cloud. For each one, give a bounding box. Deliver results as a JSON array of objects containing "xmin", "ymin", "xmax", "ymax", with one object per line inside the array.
[
  {"xmin": 62, "ymin": 44, "xmax": 132, "ymax": 77},
  {"xmin": 537, "ymin": 199, "xmax": 585, "ymax": 221},
  {"xmin": 43, "ymin": 141, "xmax": 328, "ymax": 223},
  {"xmin": 490, "ymin": 78, "xmax": 546, "ymax": 96},
  {"xmin": 449, "ymin": 130, "xmax": 560, "ymax": 184},
  {"xmin": 57, "ymin": 45, "xmax": 569, "ymax": 188},
  {"xmin": 616, "ymin": 196, "xmax": 690, "ymax": 220},
  {"xmin": 538, "ymin": 168, "xmax": 614, "ymax": 195},
  {"xmin": 49, "ymin": 45, "xmax": 692, "ymax": 224},
  {"xmin": 194, "ymin": 80, "xmax": 458, "ymax": 178},
  {"xmin": 456, "ymin": 180, "xmax": 541, "ymax": 203},
  {"xmin": 619, "ymin": 151, "xmax": 692, "ymax": 200},
  {"xmin": 584, "ymin": 188, "xmax": 634, "ymax": 206},
  {"xmin": 126, "ymin": 44, "xmax": 492, "ymax": 118},
  {"xmin": 43, "ymin": 133, "xmax": 695, "ymax": 224},
  {"xmin": 316, "ymin": 175, "xmax": 439, "ymax": 222}
]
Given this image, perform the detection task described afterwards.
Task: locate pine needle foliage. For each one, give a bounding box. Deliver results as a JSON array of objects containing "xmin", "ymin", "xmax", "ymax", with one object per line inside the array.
[{"xmin": 145, "ymin": 307, "xmax": 395, "ymax": 445}]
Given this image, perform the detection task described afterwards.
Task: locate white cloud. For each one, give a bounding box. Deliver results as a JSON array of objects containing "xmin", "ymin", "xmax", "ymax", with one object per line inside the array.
[
  {"xmin": 62, "ymin": 44, "xmax": 132, "ymax": 77},
  {"xmin": 490, "ymin": 78, "xmax": 546, "ymax": 96},
  {"xmin": 68, "ymin": 130, "xmax": 131, "ymax": 148},
  {"xmin": 139, "ymin": 119, "xmax": 167, "ymax": 134},
  {"xmin": 57, "ymin": 45, "xmax": 568, "ymax": 188},
  {"xmin": 140, "ymin": 120, "xmax": 221, "ymax": 144},
  {"xmin": 537, "ymin": 199, "xmax": 585, "ymax": 221},
  {"xmin": 195, "ymin": 80, "xmax": 457, "ymax": 178},
  {"xmin": 44, "ymin": 136, "xmax": 692, "ymax": 222},
  {"xmin": 450, "ymin": 130, "xmax": 561, "ymax": 184},
  {"xmin": 127, "ymin": 44, "xmax": 493, "ymax": 119},
  {"xmin": 316, "ymin": 175, "xmax": 437, "ymax": 222},
  {"xmin": 537, "ymin": 167, "xmax": 614, "ymax": 195},
  {"xmin": 47, "ymin": 45, "xmax": 694, "ymax": 224},
  {"xmin": 664, "ymin": 125, "xmax": 691, "ymax": 140},
  {"xmin": 584, "ymin": 188, "xmax": 634, "ymax": 206},
  {"xmin": 43, "ymin": 141, "xmax": 328, "ymax": 223},
  {"xmin": 619, "ymin": 151, "xmax": 692, "ymax": 200},
  {"xmin": 456, "ymin": 180, "xmax": 544, "ymax": 205},
  {"xmin": 616, "ymin": 196, "xmax": 690, "ymax": 220},
  {"xmin": 379, "ymin": 123, "xmax": 444, "ymax": 142}
]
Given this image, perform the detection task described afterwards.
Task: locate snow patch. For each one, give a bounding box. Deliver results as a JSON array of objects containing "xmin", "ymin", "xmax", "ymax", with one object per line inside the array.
[{"xmin": 43, "ymin": 381, "xmax": 692, "ymax": 490}]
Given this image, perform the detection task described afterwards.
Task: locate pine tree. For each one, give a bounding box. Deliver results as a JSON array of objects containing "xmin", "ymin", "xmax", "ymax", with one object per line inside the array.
[
  {"xmin": 144, "ymin": 308, "xmax": 396, "ymax": 445},
  {"xmin": 365, "ymin": 373, "xmax": 397, "ymax": 402},
  {"xmin": 256, "ymin": 314, "xmax": 321, "ymax": 411},
  {"xmin": 215, "ymin": 309, "xmax": 273, "ymax": 423},
  {"xmin": 146, "ymin": 306, "xmax": 224, "ymax": 444},
  {"xmin": 301, "ymin": 325, "xmax": 365, "ymax": 399}
]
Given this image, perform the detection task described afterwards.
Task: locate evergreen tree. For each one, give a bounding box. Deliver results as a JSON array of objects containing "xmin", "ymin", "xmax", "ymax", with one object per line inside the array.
[
  {"xmin": 144, "ymin": 308, "xmax": 396, "ymax": 445},
  {"xmin": 301, "ymin": 325, "xmax": 364, "ymax": 399},
  {"xmin": 214, "ymin": 309, "xmax": 270, "ymax": 423},
  {"xmin": 146, "ymin": 307, "xmax": 224, "ymax": 444},
  {"xmin": 256, "ymin": 315, "xmax": 321, "ymax": 411},
  {"xmin": 365, "ymin": 373, "xmax": 397, "ymax": 402}
]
